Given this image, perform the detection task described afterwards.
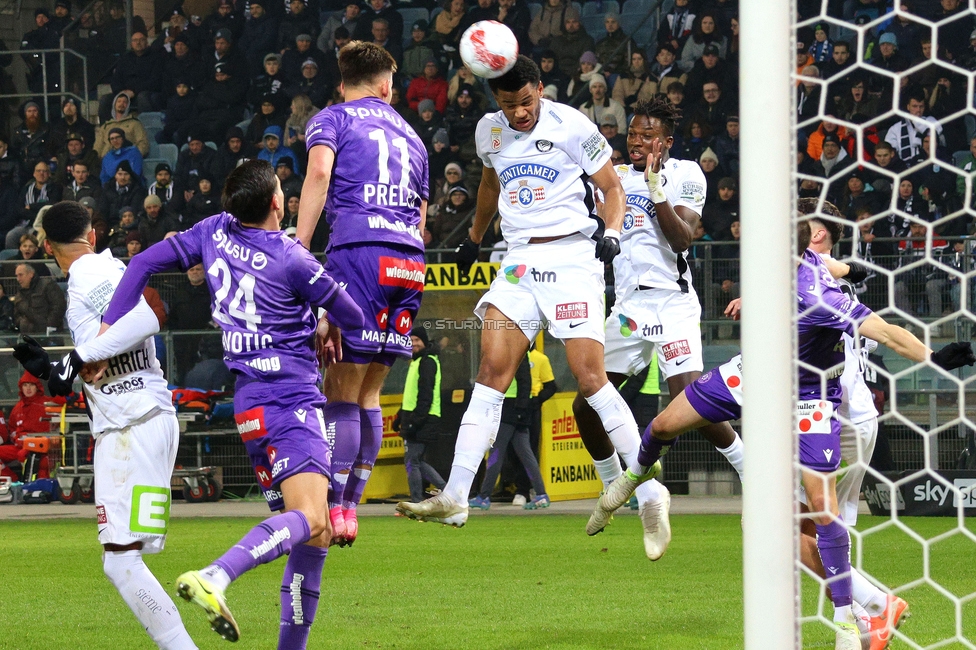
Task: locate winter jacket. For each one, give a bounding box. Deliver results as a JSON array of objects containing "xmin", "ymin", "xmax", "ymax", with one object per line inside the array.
[
  {"xmin": 100, "ymin": 145, "xmax": 143, "ymax": 185},
  {"xmin": 594, "ymin": 30, "xmax": 636, "ymax": 76},
  {"xmin": 9, "ymin": 372, "xmax": 49, "ymax": 438},
  {"xmin": 241, "ymin": 14, "xmax": 281, "ymax": 75},
  {"xmin": 550, "ymin": 30, "xmax": 595, "ymax": 81},
  {"xmin": 256, "ymin": 126, "xmax": 298, "ymax": 168},
  {"xmin": 100, "ymin": 180, "xmax": 148, "ymax": 227},
  {"xmin": 111, "ymin": 48, "xmax": 163, "ymax": 95},
  {"xmin": 406, "ymin": 76, "xmax": 448, "ymax": 114},
  {"xmin": 529, "ymin": 0, "xmax": 568, "ymax": 47},
  {"xmin": 13, "ymin": 273, "xmax": 65, "ymax": 333},
  {"xmin": 93, "ymin": 94, "xmax": 151, "ymax": 157}
]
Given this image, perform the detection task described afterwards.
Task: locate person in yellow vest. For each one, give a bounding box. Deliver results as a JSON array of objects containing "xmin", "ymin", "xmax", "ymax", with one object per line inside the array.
[
  {"xmin": 512, "ymin": 343, "xmax": 558, "ymax": 506},
  {"xmin": 469, "ymin": 353, "xmax": 550, "ymax": 510},
  {"xmin": 617, "ymin": 351, "xmax": 661, "ymax": 431},
  {"xmin": 393, "ymin": 326, "xmax": 447, "ymax": 503}
]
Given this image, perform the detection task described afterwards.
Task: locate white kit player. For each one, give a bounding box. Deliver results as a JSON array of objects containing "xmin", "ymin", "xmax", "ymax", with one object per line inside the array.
[
  {"xmin": 397, "ymin": 56, "xmax": 641, "ymax": 526},
  {"xmin": 12, "ymin": 201, "xmax": 196, "ymax": 650},
  {"xmin": 803, "ymin": 215, "xmax": 911, "ymax": 646},
  {"xmin": 574, "ymin": 98, "xmax": 746, "ymax": 561}
]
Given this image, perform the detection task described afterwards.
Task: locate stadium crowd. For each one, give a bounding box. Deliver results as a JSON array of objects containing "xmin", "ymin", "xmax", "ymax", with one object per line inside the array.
[{"xmin": 0, "ymin": 0, "xmax": 975, "ymax": 337}]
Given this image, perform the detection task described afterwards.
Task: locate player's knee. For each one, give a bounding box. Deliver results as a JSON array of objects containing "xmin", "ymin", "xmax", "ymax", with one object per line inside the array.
[
  {"xmin": 475, "ymin": 365, "xmax": 513, "ymax": 392},
  {"xmin": 575, "ymin": 372, "xmax": 606, "ymax": 398}
]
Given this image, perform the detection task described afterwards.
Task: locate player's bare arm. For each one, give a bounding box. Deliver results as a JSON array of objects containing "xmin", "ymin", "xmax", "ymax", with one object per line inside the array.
[
  {"xmin": 296, "ymin": 144, "xmax": 335, "ymax": 247},
  {"xmin": 645, "ymin": 138, "xmax": 697, "ymax": 252},
  {"xmin": 469, "ymin": 166, "xmax": 501, "ymax": 243},
  {"xmin": 856, "ymin": 313, "xmax": 928, "ymax": 362},
  {"xmin": 589, "ymin": 161, "xmax": 625, "ymax": 233}
]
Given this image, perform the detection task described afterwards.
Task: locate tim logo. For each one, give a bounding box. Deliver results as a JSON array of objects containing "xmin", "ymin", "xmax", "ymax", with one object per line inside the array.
[
  {"xmin": 235, "ymin": 407, "xmax": 267, "ymax": 442},
  {"xmin": 378, "ymin": 256, "xmax": 425, "ymax": 292},
  {"xmin": 504, "ymin": 264, "xmax": 526, "ymax": 284},
  {"xmin": 556, "ymin": 302, "xmax": 588, "ymax": 320},
  {"xmin": 530, "ymin": 268, "xmax": 556, "ymax": 282},
  {"xmin": 393, "ymin": 310, "xmax": 413, "ymax": 335},
  {"xmin": 661, "ymin": 340, "xmax": 690, "ymax": 361},
  {"xmin": 255, "ymin": 465, "xmax": 273, "ymax": 489},
  {"xmin": 641, "ymin": 323, "xmax": 663, "ymax": 337},
  {"xmin": 618, "ymin": 314, "xmax": 637, "ymax": 337}
]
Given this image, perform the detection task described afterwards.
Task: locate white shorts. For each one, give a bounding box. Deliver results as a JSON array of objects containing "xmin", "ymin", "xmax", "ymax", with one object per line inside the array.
[
  {"xmin": 474, "ymin": 235, "xmax": 605, "ymax": 343},
  {"xmin": 797, "ymin": 417, "xmax": 877, "ymax": 526},
  {"xmin": 604, "ymin": 288, "xmax": 704, "ymax": 378},
  {"xmin": 95, "ymin": 411, "xmax": 179, "ymax": 554}
]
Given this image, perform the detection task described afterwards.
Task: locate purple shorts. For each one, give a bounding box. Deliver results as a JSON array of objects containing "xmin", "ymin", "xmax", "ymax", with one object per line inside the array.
[
  {"xmin": 796, "ymin": 397, "xmax": 842, "ymax": 472},
  {"xmin": 684, "ymin": 357, "xmax": 743, "ymax": 423},
  {"xmin": 325, "ymin": 243, "xmax": 424, "ymax": 366},
  {"xmin": 234, "ymin": 381, "xmax": 330, "ymax": 512}
]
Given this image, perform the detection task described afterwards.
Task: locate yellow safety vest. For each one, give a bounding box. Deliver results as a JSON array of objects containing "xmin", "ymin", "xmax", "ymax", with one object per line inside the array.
[{"xmin": 402, "ymin": 354, "xmax": 442, "ymax": 417}]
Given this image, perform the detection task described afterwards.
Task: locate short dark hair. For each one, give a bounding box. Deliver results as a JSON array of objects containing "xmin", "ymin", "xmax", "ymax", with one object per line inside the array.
[
  {"xmin": 222, "ymin": 159, "xmax": 278, "ymax": 225},
  {"xmin": 338, "ymin": 40, "xmax": 397, "ymax": 87},
  {"xmin": 43, "ymin": 201, "xmax": 92, "ymax": 244},
  {"xmin": 488, "ymin": 55, "xmax": 540, "ymax": 94},
  {"xmin": 833, "ymin": 40, "xmax": 850, "ymax": 51},
  {"xmin": 797, "ymin": 197, "xmax": 844, "ymax": 247},
  {"xmin": 631, "ymin": 96, "xmax": 681, "ymax": 137}
]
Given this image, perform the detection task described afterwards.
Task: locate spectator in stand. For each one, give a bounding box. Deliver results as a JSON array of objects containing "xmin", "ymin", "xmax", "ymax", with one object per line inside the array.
[
  {"xmin": 194, "ymin": 61, "xmax": 248, "ymax": 143},
  {"xmin": 836, "ymin": 76, "xmax": 879, "ymax": 122},
  {"xmin": 649, "ymin": 46, "xmax": 686, "ymax": 98},
  {"xmin": 288, "ymin": 58, "xmax": 332, "ymax": 109},
  {"xmin": 175, "ymin": 131, "xmax": 217, "ymax": 191},
  {"xmin": 241, "ymin": 0, "xmax": 280, "ymax": 76},
  {"xmin": 167, "ymin": 263, "xmax": 215, "ymax": 382},
  {"xmin": 536, "ymin": 52, "xmax": 568, "ymax": 102},
  {"xmin": 886, "ymin": 5, "xmax": 924, "ymax": 61},
  {"xmin": 157, "ymin": 10, "xmax": 206, "ymax": 56},
  {"xmin": 203, "ymin": 0, "xmax": 244, "ymax": 44},
  {"xmin": 211, "ymin": 28, "xmax": 248, "ymax": 79},
  {"xmin": 282, "ymin": 33, "xmax": 327, "ymax": 83},
  {"xmin": 184, "ymin": 173, "xmax": 220, "ymax": 227},
  {"xmin": 282, "ymin": 190, "xmax": 301, "ymax": 231},
  {"xmin": 838, "ymin": 169, "xmax": 880, "ymax": 219},
  {"xmin": 99, "ymin": 128, "xmax": 142, "ymax": 185},
  {"xmin": 138, "ymin": 194, "xmax": 181, "ymax": 248},
  {"xmin": 550, "ymin": 8, "xmax": 593, "ymax": 81},
  {"xmin": 813, "ymin": 133, "xmax": 850, "ymax": 183},
  {"xmin": 434, "ymin": 185, "xmax": 474, "ymax": 249},
  {"xmin": 868, "ymin": 32, "xmax": 908, "ymax": 105},
  {"xmin": 318, "ymin": 2, "xmax": 359, "ymax": 53},
  {"xmin": 529, "ymin": 0, "xmax": 567, "ymax": 50},
  {"xmin": 679, "ymin": 12, "xmax": 727, "ymax": 73},
  {"xmin": 210, "ymin": 126, "xmax": 252, "ymax": 188},
  {"xmin": 806, "ymin": 118, "xmax": 850, "ymax": 161},
  {"xmin": 913, "ymin": 135, "xmax": 967, "ymax": 235},
  {"xmin": 711, "ymin": 219, "xmax": 740, "ymax": 322},
  {"xmin": 4, "ymin": 233, "xmax": 51, "ymax": 278},
  {"xmin": 278, "ymin": 0, "xmax": 319, "ymax": 52},
  {"xmin": 163, "ymin": 34, "xmax": 208, "ymax": 95},
  {"xmin": 108, "ymin": 31, "xmax": 162, "ymax": 114},
  {"xmin": 698, "ymin": 147, "xmax": 723, "ymax": 201},
  {"xmin": 107, "ymin": 206, "xmax": 140, "ymax": 256},
  {"xmin": 599, "ymin": 113, "xmax": 627, "ymax": 160},
  {"xmin": 566, "ymin": 50, "xmax": 602, "ymax": 107},
  {"xmin": 16, "ymin": 160, "xmax": 61, "ymax": 236},
  {"xmin": 54, "ymin": 133, "xmax": 100, "ymax": 187},
  {"xmin": 125, "ymin": 231, "xmax": 144, "ymax": 256},
  {"xmin": 808, "ymin": 23, "xmax": 833, "ymax": 63},
  {"xmin": 414, "ymin": 99, "xmax": 443, "ymax": 148},
  {"xmin": 48, "ymin": 98, "xmax": 95, "ymax": 158},
  {"xmin": 498, "ymin": 0, "xmax": 531, "ymax": 55},
  {"xmin": 12, "ymin": 263, "xmax": 65, "ymax": 334},
  {"xmin": 256, "ymin": 125, "xmax": 298, "ymax": 169},
  {"xmin": 895, "ymin": 221, "xmax": 949, "ymax": 334},
  {"xmin": 885, "ymin": 90, "xmax": 944, "ymax": 162},
  {"xmin": 101, "ymin": 161, "xmax": 147, "ymax": 227},
  {"xmin": 434, "ymin": 0, "xmax": 467, "ymax": 59},
  {"xmin": 594, "ymin": 11, "xmax": 636, "ymax": 76},
  {"xmin": 246, "ymin": 96, "xmax": 287, "ymax": 150},
  {"xmin": 427, "ymin": 133, "xmax": 460, "ymax": 200},
  {"xmin": 693, "ymin": 80, "xmax": 731, "ymax": 135},
  {"xmin": 935, "ymin": 0, "xmax": 974, "ymax": 64},
  {"xmin": 248, "ymin": 53, "xmax": 290, "ymax": 113},
  {"xmin": 579, "ymin": 75, "xmax": 627, "ymax": 134},
  {"xmin": 275, "ymin": 157, "xmax": 303, "ymax": 196},
  {"xmin": 407, "ymin": 59, "xmax": 449, "ymax": 114},
  {"xmin": 458, "ymin": 0, "xmax": 499, "ymax": 43},
  {"xmin": 612, "ymin": 51, "xmax": 656, "ymax": 112},
  {"xmin": 702, "ymin": 177, "xmax": 739, "ymax": 239},
  {"xmin": 713, "ymin": 115, "xmax": 739, "ymax": 178},
  {"xmin": 444, "ymin": 84, "xmax": 482, "ymax": 151},
  {"xmin": 62, "ymin": 155, "xmax": 102, "ymax": 204},
  {"xmin": 319, "ymin": 25, "xmax": 349, "ymax": 87},
  {"xmin": 871, "ymin": 141, "xmax": 907, "ymax": 186},
  {"xmin": 368, "ymin": 19, "xmax": 403, "ymax": 67},
  {"xmin": 284, "ymin": 92, "xmax": 316, "ymax": 158},
  {"xmin": 680, "ymin": 118, "xmax": 712, "ymax": 163},
  {"xmin": 11, "ymin": 101, "xmax": 49, "ymax": 172},
  {"xmin": 658, "ymin": 0, "xmax": 695, "ymax": 53},
  {"xmin": 955, "ymin": 135, "xmax": 976, "ymax": 209},
  {"xmin": 147, "ymin": 162, "xmax": 178, "ymax": 209},
  {"xmin": 159, "ymin": 80, "xmax": 198, "ymax": 148},
  {"xmin": 402, "ymin": 20, "xmax": 436, "ymax": 82},
  {"xmin": 822, "ymin": 40, "xmax": 855, "ymax": 108},
  {"xmin": 683, "ymin": 43, "xmax": 728, "ymax": 105},
  {"xmin": 94, "ymin": 93, "xmax": 150, "ymax": 157},
  {"xmin": 354, "ymin": 0, "xmax": 403, "ymax": 46},
  {"xmin": 0, "ymin": 133, "xmax": 23, "ymax": 198},
  {"xmin": 927, "ymin": 73, "xmax": 967, "ymax": 150},
  {"xmin": 796, "ymin": 65, "xmax": 821, "ymax": 124},
  {"xmin": 7, "ymin": 373, "xmax": 51, "ymax": 476},
  {"xmin": 21, "ymin": 9, "xmax": 59, "ymax": 97}
]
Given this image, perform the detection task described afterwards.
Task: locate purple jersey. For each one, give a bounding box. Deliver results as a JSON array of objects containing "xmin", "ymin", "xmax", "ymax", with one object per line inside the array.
[
  {"xmin": 796, "ymin": 249, "xmax": 874, "ymax": 403},
  {"xmin": 305, "ymin": 97, "xmax": 429, "ymax": 251},
  {"xmin": 104, "ymin": 212, "xmax": 364, "ymax": 385}
]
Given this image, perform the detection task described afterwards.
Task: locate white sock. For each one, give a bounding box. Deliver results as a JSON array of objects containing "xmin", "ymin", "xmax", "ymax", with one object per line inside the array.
[
  {"xmin": 852, "ymin": 602, "xmax": 869, "ymax": 633},
  {"xmin": 716, "ymin": 433, "xmax": 745, "ymax": 483},
  {"xmin": 585, "ymin": 383, "xmax": 640, "ymax": 464},
  {"xmin": 636, "ymin": 479, "xmax": 663, "ymax": 503},
  {"xmin": 592, "ymin": 454, "xmax": 622, "ymax": 488},
  {"xmin": 444, "ymin": 383, "xmax": 504, "ymax": 504},
  {"xmin": 201, "ymin": 564, "xmax": 231, "ymax": 591},
  {"xmin": 103, "ymin": 550, "xmax": 198, "ymax": 650},
  {"xmin": 833, "ymin": 604, "xmax": 854, "ymax": 624},
  {"xmin": 851, "ymin": 568, "xmax": 888, "ymax": 616}
]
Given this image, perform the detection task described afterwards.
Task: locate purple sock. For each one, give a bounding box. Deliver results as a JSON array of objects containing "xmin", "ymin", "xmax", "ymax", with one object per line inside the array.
[
  {"xmin": 323, "ymin": 401, "xmax": 361, "ymax": 510},
  {"xmin": 213, "ymin": 511, "xmax": 311, "ymax": 582},
  {"xmin": 342, "ymin": 407, "xmax": 383, "ymax": 509},
  {"xmin": 634, "ymin": 419, "xmax": 675, "ymax": 473},
  {"xmin": 816, "ymin": 520, "xmax": 853, "ymax": 608},
  {"xmin": 278, "ymin": 544, "xmax": 328, "ymax": 650}
]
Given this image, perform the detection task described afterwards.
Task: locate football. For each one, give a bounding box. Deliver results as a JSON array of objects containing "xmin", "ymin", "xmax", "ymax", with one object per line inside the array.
[{"xmin": 459, "ymin": 21, "xmax": 519, "ymax": 79}]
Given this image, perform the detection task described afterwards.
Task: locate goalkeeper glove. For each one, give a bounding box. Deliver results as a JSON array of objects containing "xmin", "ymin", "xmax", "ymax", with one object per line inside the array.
[
  {"xmin": 12, "ymin": 335, "xmax": 52, "ymax": 380},
  {"xmin": 594, "ymin": 228, "xmax": 621, "ymax": 263},
  {"xmin": 455, "ymin": 237, "xmax": 480, "ymax": 276},
  {"xmin": 48, "ymin": 350, "xmax": 84, "ymax": 397},
  {"xmin": 931, "ymin": 342, "xmax": 976, "ymax": 371}
]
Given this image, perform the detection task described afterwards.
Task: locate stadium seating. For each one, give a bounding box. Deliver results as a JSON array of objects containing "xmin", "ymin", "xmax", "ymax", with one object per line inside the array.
[
  {"xmin": 582, "ymin": 15, "xmax": 606, "ymax": 39},
  {"xmin": 631, "ymin": 14, "xmax": 657, "ymax": 48},
  {"xmin": 138, "ymin": 111, "xmax": 165, "ymax": 130},
  {"xmin": 621, "ymin": 0, "xmax": 652, "ymax": 14},
  {"xmin": 0, "ymin": 249, "xmax": 18, "ymax": 260},
  {"xmin": 158, "ymin": 143, "xmax": 179, "ymax": 171}
]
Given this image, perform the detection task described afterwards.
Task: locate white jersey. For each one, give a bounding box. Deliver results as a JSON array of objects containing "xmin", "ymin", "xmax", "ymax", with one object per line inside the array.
[
  {"xmin": 824, "ymin": 266, "xmax": 878, "ymax": 425},
  {"xmin": 613, "ymin": 160, "xmax": 706, "ymax": 299},
  {"xmin": 476, "ymin": 99, "xmax": 611, "ymax": 246},
  {"xmin": 65, "ymin": 250, "xmax": 174, "ymax": 434}
]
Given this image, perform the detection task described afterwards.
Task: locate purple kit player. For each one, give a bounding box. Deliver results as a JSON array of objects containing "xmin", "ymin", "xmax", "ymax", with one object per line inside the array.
[
  {"xmin": 593, "ymin": 204, "xmax": 974, "ymax": 648},
  {"xmin": 89, "ymin": 161, "xmax": 364, "ymax": 648},
  {"xmin": 296, "ymin": 41, "xmax": 429, "ymax": 545}
]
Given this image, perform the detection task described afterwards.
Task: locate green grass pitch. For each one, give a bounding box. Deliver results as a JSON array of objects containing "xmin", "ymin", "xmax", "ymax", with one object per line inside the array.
[{"xmin": 0, "ymin": 514, "xmax": 972, "ymax": 649}]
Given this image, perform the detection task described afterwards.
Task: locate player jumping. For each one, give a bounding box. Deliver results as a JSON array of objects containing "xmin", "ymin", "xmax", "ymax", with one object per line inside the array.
[
  {"xmin": 69, "ymin": 161, "xmax": 364, "ymax": 648},
  {"xmin": 297, "ymin": 41, "xmax": 429, "ymax": 545},
  {"xmin": 12, "ymin": 201, "xmax": 197, "ymax": 650},
  {"xmin": 396, "ymin": 55, "xmax": 637, "ymax": 527},
  {"xmin": 576, "ymin": 97, "xmax": 746, "ymax": 561},
  {"xmin": 593, "ymin": 206, "xmax": 974, "ymax": 649}
]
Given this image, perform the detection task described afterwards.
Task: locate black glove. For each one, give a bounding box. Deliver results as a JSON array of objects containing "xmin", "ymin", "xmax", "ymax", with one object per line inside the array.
[
  {"xmin": 12, "ymin": 335, "xmax": 52, "ymax": 380},
  {"xmin": 392, "ymin": 410, "xmax": 402, "ymax": 432},
  {"xmin": 931, "ymin": 342, "xmax": 976, "ymax": 371},
  {"xmin": 594, "ymin": 230, "xmax": 620, "ymax": 264},
  {"xmin": 455, "ymin": 237, "xmax": 480, "ymax": 276},
  {"xmin": 48, "ymin": 350, "xmax": 84, "ymax": 397}
]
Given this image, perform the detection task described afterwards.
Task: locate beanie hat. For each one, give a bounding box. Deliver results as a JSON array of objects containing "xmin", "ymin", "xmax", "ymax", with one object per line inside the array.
[
  {"xmin": 699, "ymin": 147, "xmax": 719, "ymax": 163},
  {"xmin": 418, "ymin": 98, "xmax": 436, "ymax": 114},
  {"xmin": 433, "ymin": 128, "xmax": 449, "ymax": 146},
  {"xmin": 410, "ymin": 325, "xmax": 429, "ymax": 347}
]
